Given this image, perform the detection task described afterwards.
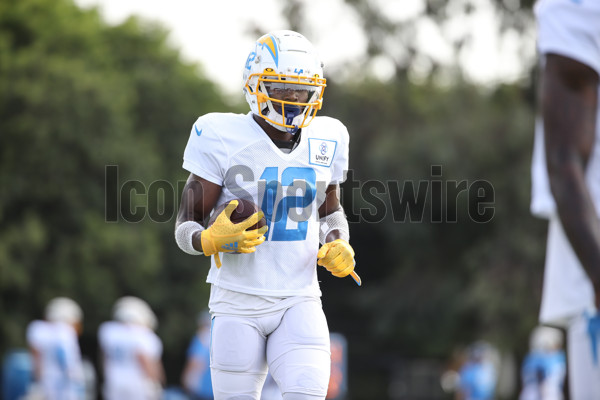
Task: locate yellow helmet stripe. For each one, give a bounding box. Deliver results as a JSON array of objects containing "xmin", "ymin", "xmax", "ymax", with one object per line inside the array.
[{"xmin": 257, "ymin": 35, "xmax": 279, "ymax": 67}]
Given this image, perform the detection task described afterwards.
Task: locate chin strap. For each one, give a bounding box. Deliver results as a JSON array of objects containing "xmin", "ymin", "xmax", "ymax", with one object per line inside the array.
[{"xmin": 260, "ymin": 101, "xmax": 303, "ymax": 135}]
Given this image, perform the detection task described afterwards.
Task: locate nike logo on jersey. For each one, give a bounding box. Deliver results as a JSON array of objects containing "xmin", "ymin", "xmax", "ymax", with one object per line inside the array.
[
  {"xmin": 222, "ymin": 242, "xmax": 238, "ymax": 251},
  {"xmin": 195, "ymin": 125, "xmax": 202, "ymax": 136}
]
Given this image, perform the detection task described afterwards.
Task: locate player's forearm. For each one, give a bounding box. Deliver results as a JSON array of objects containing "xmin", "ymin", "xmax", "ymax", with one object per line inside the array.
[
  {"xmin": 319, "ymin": 207, "xmax": 349, "ymax": 243},
  {"xmin": 138, "ymin": 354, "xmax": 163, "ymax": 383},
  {"xmin": 30, "ymin": 348, "xmax": 42, "ymax": 381},
  {"xmin": 191, "ymin": 230, "xmax": 204, "ymax": 252},
  {"xmin": 543, "ymin": 53, "xmax": 600, "ymax": 302},
  {"xmin": 550, "ymin": 165, "xmax": 600, "ymax": 298},
  {"xmin": 324, "ymin": 228, "xmax": 344, "ymax": 243}
]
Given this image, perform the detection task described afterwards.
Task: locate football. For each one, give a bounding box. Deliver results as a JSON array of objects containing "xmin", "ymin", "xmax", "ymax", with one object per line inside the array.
[{"xmin": 207, "ymin": 198, "xmax": 266, "ymax": 230}]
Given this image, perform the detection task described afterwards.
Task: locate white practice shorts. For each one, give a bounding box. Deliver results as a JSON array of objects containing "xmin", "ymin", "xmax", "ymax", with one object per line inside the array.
[
  {"xmin": 567, "ymin": 313, "xmax": 600, "ymax": 400},
  {"xmin": 210, "ymin": 299, "xmax": 331, "ymax": 400}
]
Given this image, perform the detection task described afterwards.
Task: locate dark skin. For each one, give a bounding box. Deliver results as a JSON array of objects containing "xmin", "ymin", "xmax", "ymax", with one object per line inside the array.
[
  {"xmin": 542, "ymin": 53, "xmax": 600, "ymax": 307},
  {"xmin": 175, "ymin": 88, "xmax": 344, "ymax": 250}
]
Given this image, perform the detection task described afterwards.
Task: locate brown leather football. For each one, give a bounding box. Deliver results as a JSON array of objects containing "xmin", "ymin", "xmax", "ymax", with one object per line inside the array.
[{"xmin": 207, "ymin": 198, "xmax": 266, "ymax": 230}]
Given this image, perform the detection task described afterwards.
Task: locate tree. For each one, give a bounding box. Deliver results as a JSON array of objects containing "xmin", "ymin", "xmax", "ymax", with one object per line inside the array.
[{"xmin": 0, "ymin": 0, "xmax": 230, "ymax": 384}]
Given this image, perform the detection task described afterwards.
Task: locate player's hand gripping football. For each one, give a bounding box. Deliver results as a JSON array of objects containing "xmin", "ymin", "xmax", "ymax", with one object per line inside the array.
[
  {"xmin": 200, "ymin": 200, "xmax": 268, "ymax": 268},
  {"xmin": 317, "ymin": 239, "xmax": 361, "ymax": 286}
]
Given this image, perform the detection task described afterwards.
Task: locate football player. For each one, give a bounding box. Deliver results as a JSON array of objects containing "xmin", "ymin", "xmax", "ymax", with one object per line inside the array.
[
  {"xmin": 26, "ymin": 297, "xmax": 85, "ymax": 400},
  {"xmin": 98, "ymin": 296, "xmax": 164, "ymax": 400},
  {"xmin": 181, "ymin": 311, "xmax": 213, "ymax": 399},
  {"xmin": 174, "ymin": 30, "xmax": 357, "ymax": 399},
  {"xmin": 519, "ymin": 326, "xmax": 566, "ymax": 400},
  {"xmin": 456, "ymin": 342, "xmax": 497, "ymax": 400},
  {"xmin": 530, "ymin": 0, "xmax": 600, "ymax": 397}
]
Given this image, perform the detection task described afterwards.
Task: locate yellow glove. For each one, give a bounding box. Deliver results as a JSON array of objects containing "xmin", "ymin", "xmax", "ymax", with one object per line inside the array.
[
  {"xmin": 201, "ymin": 200, "xmax": 268, "ymax": 267},
  {"xmin": 317, "ymin": 239, "xmax": 355, "ymax": 278}
]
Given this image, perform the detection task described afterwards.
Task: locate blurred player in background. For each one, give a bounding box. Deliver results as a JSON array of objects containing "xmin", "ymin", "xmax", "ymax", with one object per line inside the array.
[
  {"xmin": 519, "ymin": 326, "xmax": 566, "ymax": 400},
  {"xmin": 455, "ymin": 341, "xmax": 497, "ymax": 400},
  {"xmin": 181, "ymin": 311, "xmax": 213, "ymax": 400},
  {"xmin": 26, "ymin": 296, "xmax": 85, "ymax": 400},
  {"xmin": 530, "ymin": 0, "xmax": 600, "ymax": 397},
  {"xmin": 98, "ymin": 296, "xmax": 164, "ymax": 400},
  {"xmin": 175, "ymin": 30, "xmax": 357, "ymax": 399}
]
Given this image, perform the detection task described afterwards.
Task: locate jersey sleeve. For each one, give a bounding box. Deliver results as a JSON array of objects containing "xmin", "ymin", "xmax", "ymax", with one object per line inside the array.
[
  {"xmin": 330, "ymin": 122, "xmax": 350, "ymax": 185},
  {"xmin": 182, "ymin": 116, "xmax": 229, "ymax": 186},
  {"xmin": 97, "ymin": 322, "xmax": 113, "ymax": 350},
  {"xmin": 138, "ymin": 329, "xmax": 163, "ymax": 359},
  {"xmin": 536, "ymin": 0, "xmax": 600, "ymax": 75},
  {"xmin": 26, "ymin": 320, "xmax": 44, "ymax": 349}
]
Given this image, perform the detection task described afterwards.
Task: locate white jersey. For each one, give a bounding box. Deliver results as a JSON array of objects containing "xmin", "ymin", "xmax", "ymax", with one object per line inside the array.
[
  {"xmin": 531, "ymin": 0, "xmax": 600, "ymax": 324},
  {"xmin": 26, "ymin": 320, "xmax": 84, "ymax": 400},
  {"xmin": 98, "ymin": 321, "xmax": 163, "ymax": 400},
  {"xmin": 183, "ymin": 112, "xmax": 350, "ymax": 297}
]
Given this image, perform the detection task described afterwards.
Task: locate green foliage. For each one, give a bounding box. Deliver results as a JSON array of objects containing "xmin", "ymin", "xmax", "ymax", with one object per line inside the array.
[{"xmin": 0, "ymin": 0, "xmax": 228, "ymax": 382}]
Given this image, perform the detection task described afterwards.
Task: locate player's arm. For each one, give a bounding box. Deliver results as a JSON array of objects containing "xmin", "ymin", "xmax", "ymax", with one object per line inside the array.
[
  {"xmin": 543, "ymin": 53, "xmax": 600, "ymax": 305},
  {"xmin": 318, "ymin": 184, "xmax": 347, "ymax": 242},
  {"xmin": 181, "ymin": 357, "xmax": 202, "ymax": 392},
  {"xmin": 174, "ymin": 173, "xmax": 267, "ymax": 260},
  {"xmin": 317, "ymin": 184, "xmax": 359, "ymax": 283},
  {"xmin": 136, "ymin": 352, "xmax": 165, "ymax": 384},
  {"xmin": 29, "ymin": 347, "xmax": 42, "ymax": 381},
  {"xmin": 175, "ymin": 173, "xmax": 221, "ymax": 254}
]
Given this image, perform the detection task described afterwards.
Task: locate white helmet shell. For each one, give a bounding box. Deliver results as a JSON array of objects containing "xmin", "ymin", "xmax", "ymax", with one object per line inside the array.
[
  {"xmin": 243, "ymin": 30, "xmax": 326, "ymax": 134},
  {"xmin": 113, "ymin": 296, "xmax": 157, "ymax": 330},
  {"xmin": 530, "ymin": 326, "xmax": 563, "ymax": 351},
  {"xmin": 45, "ymin": 297, "xmax": 83, "ymax": 325}
]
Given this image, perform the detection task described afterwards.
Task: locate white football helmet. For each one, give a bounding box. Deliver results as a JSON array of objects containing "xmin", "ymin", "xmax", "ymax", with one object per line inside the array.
[
  {"xmin": 530, "ymin": 326, "xmax": 563, "ymax": 351},
  {"xmin": 243, "ymin": 30, "xmax": 326, "ymax": 134},
  {"xmin": 45, "ymin": 297, "xmax": 83, "ymax": 325},
  {"xmin": 113, "ymin": 296, "xmax": 157, "ymax": 330}
]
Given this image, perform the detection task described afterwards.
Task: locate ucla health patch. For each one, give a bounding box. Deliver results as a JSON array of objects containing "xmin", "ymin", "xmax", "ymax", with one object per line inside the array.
[{"xmin": 308, "ymin": 138, "xmax": 337, "ymax": 167}]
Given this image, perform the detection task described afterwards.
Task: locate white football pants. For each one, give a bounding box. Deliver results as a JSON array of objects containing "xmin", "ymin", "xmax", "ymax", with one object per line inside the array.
[
  {"xmin": 567, "ymin": 313, "xmax": 600, "ymax": 400},
  {"xmin": 210, "ymin": 299, "xmax": 331, "ymax": 400}
]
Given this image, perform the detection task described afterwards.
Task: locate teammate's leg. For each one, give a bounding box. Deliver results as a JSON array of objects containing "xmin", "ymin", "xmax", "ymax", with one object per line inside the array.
[
  {"xmin": 211, "ymin": 315, "xmax": 268, "ymax": 400},
  {"xmin": 267, "ymin": 300, "xmax": 331, "ymax": 399},
  {"xmin": 567, "ymin": 313, "xmax": 600, "ymax": 400}
]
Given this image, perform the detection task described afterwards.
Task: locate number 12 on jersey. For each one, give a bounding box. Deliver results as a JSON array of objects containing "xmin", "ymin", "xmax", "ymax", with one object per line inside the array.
[{"xmin": 259, "ymin": 167, "xmax": 316, "ymax": 241}]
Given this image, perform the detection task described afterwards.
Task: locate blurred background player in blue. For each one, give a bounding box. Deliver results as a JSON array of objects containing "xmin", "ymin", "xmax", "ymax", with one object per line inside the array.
[
  {"xmin": 530, "ymin": 0, "xmax": 600, "ymax": 397},
  {"xmin": 456, "ymin": 341, "xmax": 497, "ymax": 400},
  {"xmin": 181, "ymin": 311, "xmax": 213, "ymax": 400},
  {"xmin": 25, "ymin": 296, "xmax": 85, "ymax": 400},
  {"xmin": 2, "ymin": 349, "xmax": 34, "ymax": 400},
  {"xmin": 519, "ymin": 326, "xmax": 566, "ymax": 400},
  {"xmin": 98, "ymin": 296, "xmax": 164, "ymax": 400}
]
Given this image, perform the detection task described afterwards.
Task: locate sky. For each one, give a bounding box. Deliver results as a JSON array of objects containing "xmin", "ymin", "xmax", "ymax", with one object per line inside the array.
[{"xmin": 73, "ymin": 0, "xmax": 533, "ymax": 98}]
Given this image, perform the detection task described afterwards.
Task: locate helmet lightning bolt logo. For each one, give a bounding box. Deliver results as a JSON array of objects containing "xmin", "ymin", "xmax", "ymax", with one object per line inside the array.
[{"xmin": 258, "ymin": 35, "xmax": 279, "ymax": 67}]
